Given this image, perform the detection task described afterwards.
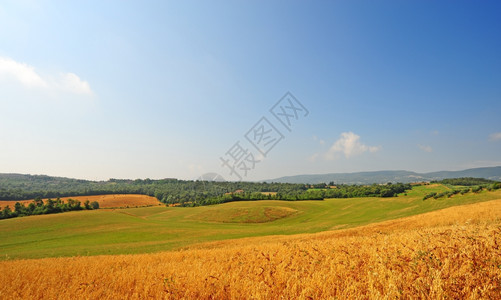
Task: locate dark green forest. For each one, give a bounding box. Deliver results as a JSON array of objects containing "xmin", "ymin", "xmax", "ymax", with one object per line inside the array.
[{"xmin": 0, "ymin": 174, "xmax": 411, "ymax": 207}]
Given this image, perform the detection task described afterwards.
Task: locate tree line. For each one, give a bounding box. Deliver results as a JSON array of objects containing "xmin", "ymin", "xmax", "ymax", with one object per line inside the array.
[
  {"xmin": 0, "ymin": 174, "xmax": 413, "ymax": 207},
  {"xmin": 432, "ymin": 177, "xmax": 498, "ymax": 186},
  {"xmin": 0, "ymin": 197, "xmax": 99, "ymax": 220}
]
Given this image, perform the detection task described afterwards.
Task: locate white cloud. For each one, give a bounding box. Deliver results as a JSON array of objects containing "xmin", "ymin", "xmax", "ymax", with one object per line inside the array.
[
  {"xmin": 0, "ymin": 56, "xmax": 47, "ymax": 88},
  {"xmin": 0, "ymin": 56, "xmax": 93, "ymax": 96},
  {"xmin": 57, "ymin": 72, "xmax": 93, "ymax": 95},
  {"xmin": 489, "ymin": 132, "xmax": 501, "ymax": 142},
  {"xmin": 325, "ymin": 132, "xmax": 381, "ymax": 160},
  {"xmin": 418, "ymin": 144, "xmax": 433, "ymax": 153}
]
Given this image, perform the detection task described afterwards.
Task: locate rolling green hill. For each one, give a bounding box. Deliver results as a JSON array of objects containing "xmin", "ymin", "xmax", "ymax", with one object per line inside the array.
[{"xmin": 1, "ymin": 184, "xmax": 500, "ymax": 260}]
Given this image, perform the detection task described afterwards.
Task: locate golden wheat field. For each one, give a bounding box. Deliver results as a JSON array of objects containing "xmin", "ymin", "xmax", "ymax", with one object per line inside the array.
[
  {"xmin": 1, "ymin": 199, "xmax": 501, "ymax": 299},
  {"xmin": 0, "ymin": 194, "xmax": 161, "ymax": 209}
]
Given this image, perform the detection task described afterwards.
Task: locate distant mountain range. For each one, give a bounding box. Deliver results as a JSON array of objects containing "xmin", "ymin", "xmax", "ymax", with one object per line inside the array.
[
  {"xmin": 265, "ymin": 166, "xmax": 501, "ymax": 184},
  {"xmin": 1, "ymin": 166, "xmax": 501, "ymax": 187}
]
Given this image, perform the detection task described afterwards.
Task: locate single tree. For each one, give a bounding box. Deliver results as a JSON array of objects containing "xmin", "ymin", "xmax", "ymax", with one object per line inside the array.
[{"xmin": 90, "ymin": 201, "xmax": 100, "ymax": 209}]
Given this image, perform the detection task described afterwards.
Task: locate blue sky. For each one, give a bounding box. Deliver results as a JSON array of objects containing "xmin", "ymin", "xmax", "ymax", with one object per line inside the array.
[{"xmin": 1, "ymin": 0, "xmax": 500, "ymax": 181}]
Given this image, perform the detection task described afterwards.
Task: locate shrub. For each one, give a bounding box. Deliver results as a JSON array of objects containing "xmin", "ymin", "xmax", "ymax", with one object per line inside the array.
[
  {"xmin": 471, "ymin": 186, "xmax": 483, "ymax": 193},
  {"xmin": 434, "ymin": 192, "xmax": 447, "ymax": 199},
  {"xmin": 423, "ymin": 192, "xmax": 437, "ymax": 200},
  {"xmin": 90, "ymin": 201, "xmax": 100, "ymax": 209}
]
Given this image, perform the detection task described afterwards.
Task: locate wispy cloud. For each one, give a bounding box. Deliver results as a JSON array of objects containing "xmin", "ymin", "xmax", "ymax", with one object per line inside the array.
[
  {"xmin": 418, "ymin": 144, "xmax": 433, "ymax": 153},
  {"xmin": 0, "ymin": 56, "xmax": 93, "ymax": 95},
  {"xmin": 489, "ymin": 132, "xmax": 501, "ymax": 142},
  {"xmin": 325, "ymin": 132, "xmax": 380, "ymax": 160}
]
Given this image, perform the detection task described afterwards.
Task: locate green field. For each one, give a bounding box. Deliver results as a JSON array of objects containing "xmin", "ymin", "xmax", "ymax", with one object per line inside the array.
[{"xmin": 1, "ymin": 184, "xmax": 500, "ymax": 260}]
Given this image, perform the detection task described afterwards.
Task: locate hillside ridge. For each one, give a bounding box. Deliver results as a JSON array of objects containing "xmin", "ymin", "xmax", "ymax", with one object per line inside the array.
[{"xmin": 266, "ymin": 166, "xmax": 501, "ymax": 184}]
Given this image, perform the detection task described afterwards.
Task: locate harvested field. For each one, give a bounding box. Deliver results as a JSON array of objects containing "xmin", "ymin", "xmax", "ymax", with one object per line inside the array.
[
  {"xmin": 1, "ymin": 199, "xmax": 500, "ymax": 299},
  {"xmin": 0, "ymin": 194, "xmax": 161, "ymax": 209}
]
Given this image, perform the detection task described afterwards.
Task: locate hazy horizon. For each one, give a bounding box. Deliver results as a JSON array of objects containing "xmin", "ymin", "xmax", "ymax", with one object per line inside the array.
[{"xmin": 3, "ymin": 165, "xmax": 501, "ymax": 183}]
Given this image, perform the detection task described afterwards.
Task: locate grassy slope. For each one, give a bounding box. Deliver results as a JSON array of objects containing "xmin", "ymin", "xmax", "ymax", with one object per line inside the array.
[
  {"xmin": 1, "ymin": 184, "xmax": 500, "ymax": 260},
  {"xmin": 2, "ymin": 195, "xmax": 501, "ymax": 299}
]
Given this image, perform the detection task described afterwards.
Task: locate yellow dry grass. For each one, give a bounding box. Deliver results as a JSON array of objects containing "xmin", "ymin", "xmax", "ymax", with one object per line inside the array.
[
  {"xmin": 1, "ymin": 199, "xmax": 501, "ymax": 299},
  {"xmin": 0, "ymin": 194, "xmax": 161, "ymax": 209},
  {"xmin": 0, "ymin": 199, "xmax": 34, "ymax": 208},
  {"xmin": 62, "ymin": 194, "xmax": 162, "ymax": 208}
]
